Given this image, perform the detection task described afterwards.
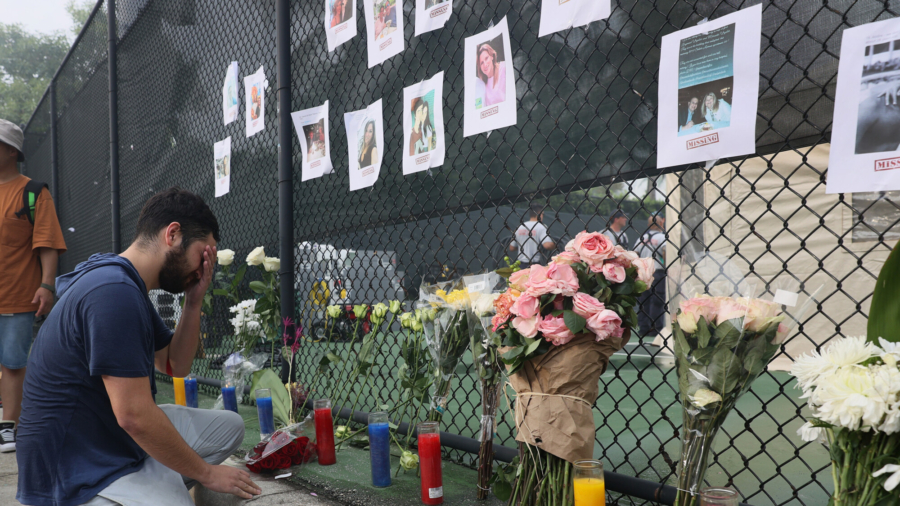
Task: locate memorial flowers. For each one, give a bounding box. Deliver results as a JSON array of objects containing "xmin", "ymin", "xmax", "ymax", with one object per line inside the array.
[
  {"xmin": 420, "ymin": 280, "xmax": 471, "ymax": 422},
  {"xmin": 493, "ymin": 231, "xmax": 646, "ymax": 506},
  {"xmin": 791, "ymin": 337, "xmax": 900, "ymax": 505}
]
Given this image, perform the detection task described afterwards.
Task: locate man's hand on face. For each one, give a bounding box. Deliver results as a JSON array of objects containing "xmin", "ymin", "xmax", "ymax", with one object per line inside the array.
[
  {"xmin": 184, "ymin": 245, "xmax": 216, "ymax": 308},
  {"xmin": 32, "ymin": 286, "xmax": 54, "ymax": 318}
]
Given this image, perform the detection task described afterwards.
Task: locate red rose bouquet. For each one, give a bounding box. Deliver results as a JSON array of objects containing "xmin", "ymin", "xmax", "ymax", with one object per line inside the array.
[
  {"xmin": 494, "ymin": 231, "xmax": 652, "ymax": 506},
  {"xmin": 245, "ymin": 421, "xmax": 318, "ymax": 473}
]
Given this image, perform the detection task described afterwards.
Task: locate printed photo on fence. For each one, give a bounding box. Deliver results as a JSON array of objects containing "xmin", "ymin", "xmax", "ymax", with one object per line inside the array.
[
  {"xmin": 402, "ymin": 72, "xmax": 445, "ymax": 174},
  {"xmin": 345, "ymin": 99, "xmax": 384, "ymax": 191},
  {"xmin": 214, "ymin": 136, "xmax": 231, "ymax": 197},
  {"xmin": 244, "ymin": 66, "xmax": 266, "ymax": 138},
  {"xmin": 364, "ymin": 0, "xmax": 404, "ymax": 67},
  {"xmin": 290, "ymin": 101, "xmax": 334, "ymax": 181},
  {"xmin": 464, "ymin": 17, "xmax": 517, "ymax": 137},
  {"xmin": 538, "ymin": 0, "xmax": 610, "ymax": 38},
  {"xmin": 414, "ymin": 0, "xmax": 452, "ymax": 36},
  {"xmin": 829, "ymin": 17, "xmax": 900, "ymax": 193},
  {"xmin": 222, "ymin": 61, "xmax": 238, "ymax": 125},
  {"xmin": 656, "ymin": 5, "xmax": 761, "ymax": 168},
  {"xmin": 326, "ymin": 0, "xmax": 358, "ymax": 51}
]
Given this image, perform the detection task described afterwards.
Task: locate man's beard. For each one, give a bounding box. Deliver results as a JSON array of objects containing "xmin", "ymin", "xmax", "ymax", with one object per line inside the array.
[{"xmin": 158, "ymin": 246, "xmax": 194, "ymax": 294}]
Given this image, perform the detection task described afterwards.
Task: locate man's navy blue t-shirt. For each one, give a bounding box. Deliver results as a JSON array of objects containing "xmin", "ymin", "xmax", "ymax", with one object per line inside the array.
[{"xmin": 17, "ymin": 254, "xmax": 174, "ymax": 506}]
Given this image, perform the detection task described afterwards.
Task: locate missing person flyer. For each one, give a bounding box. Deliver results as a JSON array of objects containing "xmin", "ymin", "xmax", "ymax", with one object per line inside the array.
[
  {"xmin": 222, "ymin": 62, "xmax": 239, "ymax": 125},
  {"xmin": 415, "ymin": 0, "xmax": 451, "ymax": 36},
  {"xmin": 291, "ymin": 101, "xmax": 334, "ymax": 182},
  {"xmin": 538, "ymin": 0, "xmax": 610, "ymax": 38},
  {"xmin": 345, "ymin": 99, "xmax": 384, "ymax": 191},
  {"xmin": 364, "ymin": 0, "xmax": 405, "ymax": 68},
  {"xmin": 402, "ymin": 72, "xmax": 445, "ymax": 175},
  {"xmin": 657, "ymin": 4, "xmax": 761, "ymax": 168},
  {"xmin": 828, "ymin": 17, "xmax": 900, "ymax": 193},
  {"xmin": 244, "ymin": 66, "xmax": 266, "ymax": 138},
  {"xmin": 463, "ymin": 17, "xmax": 518, "ymax": 137},
  {"xmin": 214, "ymin": 137, "xmax": 231, "ymax": 198},
  {"xmin": 326, "ymin": 0, "xmax": 358, "ymax": 51}
]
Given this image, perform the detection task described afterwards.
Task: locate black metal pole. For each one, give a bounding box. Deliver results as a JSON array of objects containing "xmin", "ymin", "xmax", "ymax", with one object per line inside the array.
[
  {"xmin": 276, "ymin": 0, "xmax": 294, "ymax": 383},
  {"xmin": 49, "ymin": 80, "xmax": 59, "ymax": 209},
  {"xmin": 108, "ymin": 0, "xmax": 121, "ymax": 253}
]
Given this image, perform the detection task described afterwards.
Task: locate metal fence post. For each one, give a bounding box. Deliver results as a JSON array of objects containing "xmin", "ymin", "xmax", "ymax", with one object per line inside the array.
[
  {"xmin": 49, "ymin": 80, "xmax": 59, "ymax": 211},
  {"xmin": 108, "ymin": 0, "xmax": 121, "ymax": 253},
  {"xmin": 276, "ymin": 0, "xmax": 294, "ymax": 382}
]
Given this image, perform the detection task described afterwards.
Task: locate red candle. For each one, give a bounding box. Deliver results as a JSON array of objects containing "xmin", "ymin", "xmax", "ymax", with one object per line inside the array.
[
  {"xmin": 418, "ymin": 422, "xmax": 443, "ymax": 505},
  {"xmin": 314, "ymin": 399, "xmax": 336, "ymax": 465}
]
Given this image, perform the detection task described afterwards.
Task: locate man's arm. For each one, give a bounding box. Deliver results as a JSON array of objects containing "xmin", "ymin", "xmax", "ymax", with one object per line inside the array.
[
  {"xmin": 103, "ymin": 375, "xmax": 260, "ymax": 499},
  {"xmin": 155, "ymin": 245, "xmax": 215, "ymax": 377},
  {"xmin": 32, "ymin": 247, "xmax": 59, "ymax": 317}
]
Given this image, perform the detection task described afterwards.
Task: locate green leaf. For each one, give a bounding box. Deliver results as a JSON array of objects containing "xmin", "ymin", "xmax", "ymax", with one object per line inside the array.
[
  {"xmin": 563, "ymin": 310, "xmax": 587, "ymax": 334},
  {"xmin": 524, "ymin": 337, "xmax": 542, "ymax": 355},
  {"xmin": 492, "ymin": 481, "xmax": 513, "ymax": 502},
  {"xmin": 695, "ymin": 317, "xmax": 712, "ymax": 348},
  {"xmin": 249, "ymin": 280, "xmax": 267, "ymax": 294},
  {"xmin": 691, "ymin": 347, "xmax": 716, "ymax": 365},
  {"xmin": 212, "ymin": 288, "xmax": 230, "ymax": 297},
  {"xmin": 611, "ymin": 276, "xmax": 635, "ymax": 295},
  {"xmin": 714, "ymin": 320, "xmax": 743, "ymax": 349},
  {"xmin": 232, "ymin": 263, "xmax": 247, "ymax": 289},
  {"xmin": 673, "ymin": 325, "xmax": 689, "ymax": 360},
  {"xmin": 869, "ymin": 240, "xmax": 900, "ymax": 344},
  {"xmin": 634, "ymin": 280, "xmax": 648, "ymax": 293},
  {"xmin": 707, "ymin": 348, "xmax": 744, "ymax": 395},
  {"xmin": 251, "ymin": 368, "xmax": 292, "ymax": 427},
  {"xmin": 502, "ymin": 347, "xmax": 523, "ymax": 361}
]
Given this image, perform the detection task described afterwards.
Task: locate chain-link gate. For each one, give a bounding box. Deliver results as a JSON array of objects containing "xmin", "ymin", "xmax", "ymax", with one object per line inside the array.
[{"xmin": 18, "ymin": 0, "xmax": 900, "ymax": 504}]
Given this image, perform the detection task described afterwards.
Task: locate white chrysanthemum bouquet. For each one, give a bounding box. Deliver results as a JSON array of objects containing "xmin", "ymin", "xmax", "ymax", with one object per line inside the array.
[{"xmin": 791, "ymin": 337, "xmax": 900, "ymax": 504}]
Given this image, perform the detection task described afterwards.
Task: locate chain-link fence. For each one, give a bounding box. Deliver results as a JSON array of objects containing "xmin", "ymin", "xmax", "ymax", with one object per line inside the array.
[{"xmin": 19, "ymin": 0, "xmax": 900, "ymax": 504}]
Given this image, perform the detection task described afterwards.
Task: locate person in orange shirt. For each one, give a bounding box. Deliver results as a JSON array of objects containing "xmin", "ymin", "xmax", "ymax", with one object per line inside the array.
[{"xmin": 0, "ymin": 119, "xmax": 66, "ymax": 452}]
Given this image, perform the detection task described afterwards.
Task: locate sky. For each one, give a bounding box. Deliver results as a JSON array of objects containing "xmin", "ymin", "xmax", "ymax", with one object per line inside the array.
[{"xmin": 1, "ymin": 0, "xmax": 79, "ymax": 41}]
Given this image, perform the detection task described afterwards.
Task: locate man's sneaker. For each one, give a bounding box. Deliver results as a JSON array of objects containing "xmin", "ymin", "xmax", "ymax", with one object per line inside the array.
[{"xmin": 0, "ymin": 422, "xmax": 15, "ymax": 453}]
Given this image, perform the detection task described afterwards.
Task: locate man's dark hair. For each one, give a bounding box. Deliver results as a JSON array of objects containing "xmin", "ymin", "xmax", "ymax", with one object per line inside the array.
[
  {"xmin": 611, "ymin": 210, "xmax": 626, "ymax": 220},
  {"xmin": 135, "ymin": 187, "xmax": 220, "ymax": 248},
  {"xmin": 529, "ymin": 203, "xmax": 543, "ymax": 219}
]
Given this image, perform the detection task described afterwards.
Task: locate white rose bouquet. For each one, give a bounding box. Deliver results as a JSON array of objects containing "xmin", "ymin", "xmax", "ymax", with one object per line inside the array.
[
  {"xmin": 791, "ymin": 337, "xmax": 900, "ymax": 505},
  {"xmin": 672, "ymin": 292, "xmax": 815, "ymax": 506}
]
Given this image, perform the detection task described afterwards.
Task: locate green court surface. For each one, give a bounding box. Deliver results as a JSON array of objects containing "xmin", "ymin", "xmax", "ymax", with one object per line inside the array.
[{"xmin": 168, "ymin": 332, "xmax": 834, "ymax": 505}]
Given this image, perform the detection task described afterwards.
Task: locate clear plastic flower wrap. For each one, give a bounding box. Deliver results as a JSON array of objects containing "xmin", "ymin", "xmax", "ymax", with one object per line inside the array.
[
  {"xmin": 213, "ymin": 352, "xmax": 269, "ymax": 410},
  {"xmin": 462, "ymin": 272, "xmax": 506, "ymax": 500},
  {"xmin": 669, "ymin": 253, "xmax": 820, "ymax": 506},
  {"xmin": 244, "ymin": 412, "xmax": 318, "ymax": 473},
  {"xmin": 418, "ymin": 278, "xmax": 470, "ymax": 422}
]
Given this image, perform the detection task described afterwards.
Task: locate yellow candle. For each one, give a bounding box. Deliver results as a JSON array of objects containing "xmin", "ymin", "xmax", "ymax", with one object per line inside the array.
[
  {"xmin": 174, "ymin": 377, "xmax": 186, "ymax": 406},
  {"xmin": 574, "ymin": 477, "xmax": 606, "ymax": 506}
]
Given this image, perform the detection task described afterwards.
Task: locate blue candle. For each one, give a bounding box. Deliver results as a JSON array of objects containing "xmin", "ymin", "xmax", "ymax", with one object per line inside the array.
[
  {"xmin": 184, "ymin": 378, "xmax": 198, "ymax": 408},
  {"xmin": 256, "ymin": 391, "xmax": 275, "ymax": 437},
  {"xmin": 368, "ymin": 412, "xmax": 391, "ymax": 487},
  {"xmin": 222, "ymin": 386, "xmax": 238, "ymax": 413}
]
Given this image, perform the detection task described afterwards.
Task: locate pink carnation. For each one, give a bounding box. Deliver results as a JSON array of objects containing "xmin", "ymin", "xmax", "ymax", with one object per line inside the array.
[
  {"xmin": 632, "ymin": 257, "xmax": 655, "ymax": 287},
  {"xmin": 586, "ymin": 309, "xmax": 623, "ymax": 341},
  {"xmin": 601, "ymin": 263, "xmax": 626, "ymax": 284},
  {"xmin": 572, "ymin": 293, "xmax": 605, "ymax": 319},
  {"xmin": 551, "ymin": 251, "xmax": 581, "ymax": 265},
  {"xmin": 510, "ymin": 294, "xmax": 540, "ymax": 319},
  {"xmin": 565, "ymin": 231, "xmax": 615, "ymax": 268},
  {"xmin": 538, "ymin": 315, "xmax": 575, "ymax": 346},
  {"xmin": 512, "ymin": 315, "xmax": 540, "ymax": 339}
]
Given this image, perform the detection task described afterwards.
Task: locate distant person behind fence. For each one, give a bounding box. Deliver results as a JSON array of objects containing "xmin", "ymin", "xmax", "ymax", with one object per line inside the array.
[
  {"xmin": 0, "ymin": 119, "xmax": 67, "ymax": 454},
  {"xmin": 635, "ymin": 214, "xmax": 666, "ymax": 337},
  {"xmin": 510, "ymin": 204, "xmax": 555, "ymax": 268},
  {"xmin": 16, "ymin": 188, "xmax": 261, "ymax": 506},
  {"xmin": 602, "ymin": 210, "xmax": 629, "ymax": 247}
]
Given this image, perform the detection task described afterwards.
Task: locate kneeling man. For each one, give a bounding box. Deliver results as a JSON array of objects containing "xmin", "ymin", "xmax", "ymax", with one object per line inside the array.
[{"xmin": 16, "ymin": 188, "xmax": 260, "ymax": 505}]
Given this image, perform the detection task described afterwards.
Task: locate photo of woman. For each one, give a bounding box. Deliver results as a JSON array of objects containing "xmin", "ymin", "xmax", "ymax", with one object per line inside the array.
[
  {"xmin": 409, "ymin": 95, "xmax": 435, "ymax": 156},
  {"xmin": 374, "ymin": 0, "xmax": 397, "ymax": 40},
  {"xmin": 330, "ymin": 0, "xmax": 353, "ymax": 27},
  {"xmin": 475, "ymin": 38, "xmax": 507, "ymax": 108},
  {"xmin": 702, "ymin": 91, "xmax": 732, "ymax": 123},
  {"xmin": 250, "ymin": 85, "xmax": 261, "ymax": 120},
  {"xmin": 303, "ymin": 120, "xmax": 326, "ymax": 161},
  {"xmin": 358, "ymin": 119, "xmax": 378, "ymax": 168}
]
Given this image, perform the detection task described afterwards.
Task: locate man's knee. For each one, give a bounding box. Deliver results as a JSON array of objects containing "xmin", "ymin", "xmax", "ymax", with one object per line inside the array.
[{"xmin": 219, "ymin": 410, "xmax": 245, "ymax": 453}]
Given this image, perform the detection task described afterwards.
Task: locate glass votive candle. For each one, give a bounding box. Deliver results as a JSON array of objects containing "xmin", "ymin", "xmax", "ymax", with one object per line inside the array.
[
  {"xmin": 173, "ymin": 377, "xmax": 186, "ymax": 406},
  {"xmin": 255, "ymin": 388, "xmax": 275, "ymax": 439},
  {"xmin": 417, "ymin": 422, "xmax": 442, "ymax": 505},
  {"xmin": 368, "ymin": 412, "xmax": 391, "ymax": 487},
  {"xmin": 222, "ymin": 383, "xmax": 238, "ymax": 413},
  {"xmin": 184, "ymin": 376, "xmax": 198, "ymax": 408},
  {"xmin": 700, "ymin": 487, "xmax": 740, "ymax": 506},
  {"xmin": 573, "ymin": 460, "xmax": 605, "ymax": 506},
  {"xmin": 314, "ymin": 399, "xmax": 336, "ymax": 465}
]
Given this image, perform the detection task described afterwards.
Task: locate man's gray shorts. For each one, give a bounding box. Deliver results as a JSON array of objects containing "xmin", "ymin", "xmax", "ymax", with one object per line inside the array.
[{"xmin": 79, "ymin": 404, "xmax": 245, "ymax": 506}]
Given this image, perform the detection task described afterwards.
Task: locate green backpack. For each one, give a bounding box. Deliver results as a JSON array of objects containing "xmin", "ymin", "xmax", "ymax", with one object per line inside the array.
[{"xmin": 14, "ymin": 180, "xmax": 48, "ymax": 225}]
